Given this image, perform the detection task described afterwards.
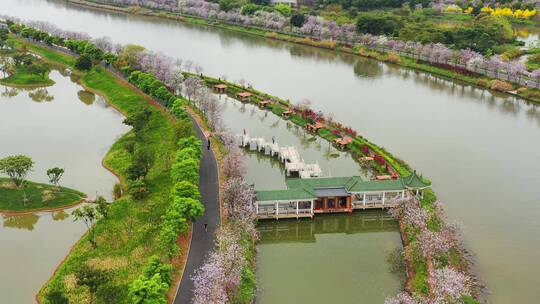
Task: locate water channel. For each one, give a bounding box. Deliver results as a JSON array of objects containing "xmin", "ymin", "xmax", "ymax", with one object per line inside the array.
[
  {"xmin": 219, "ymin": 95, "xmax": 404, "ymax": 302},
  {"xmin": 3, "ymin": 1, "xmax": 540, "ymax": 302},
  {"xmin": 0, "ymin": 70, "xmax": 128, "ymax": 303}
]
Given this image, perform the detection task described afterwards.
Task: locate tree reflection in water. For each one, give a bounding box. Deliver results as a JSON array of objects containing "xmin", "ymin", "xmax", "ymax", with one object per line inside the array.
[
  {"xmin": 1, "ymin": 86, "xmax": 20, "ymax": 98},
  {"xmin": 28, "ymin": 87, "xmax": 54, "ymax": 102},
  {"xmin": 52, "ymin": 210, "xmax": 69, "ymax": 221},
  {"xmin": 77, "ymin": 90, "xmax": 95, "ymax": 105},
  {"xmin": 3, "ymin": 213, "xmax": 39, "ymax": 231},
  {"xmin": 257, "ymin": 211, "xmax": 398, "ymax": 244}
]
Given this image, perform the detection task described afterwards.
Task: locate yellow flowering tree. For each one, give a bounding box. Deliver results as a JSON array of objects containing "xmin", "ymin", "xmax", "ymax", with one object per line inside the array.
[{"xmin": 481, "ymin": 7, "xmax": 537, "ymax": 19}]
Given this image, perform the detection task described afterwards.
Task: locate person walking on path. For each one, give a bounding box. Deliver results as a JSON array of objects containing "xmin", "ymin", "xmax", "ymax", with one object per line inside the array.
[
  {"xmin": 207, "ymin": 138, "xmax": 211, "ymax": 150},
  {"xmin": 204, "ymin": 223, "xmax": 208, "ymax": 232}
]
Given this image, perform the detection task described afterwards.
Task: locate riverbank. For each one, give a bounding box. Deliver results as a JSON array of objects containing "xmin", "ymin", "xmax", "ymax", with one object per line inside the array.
[
  {"xmin": 8, "ymin": 39, "xmax": 195, "ymax": 304},
  {"xmin": 0, "ymin": 178, "xmax": 85, "ymax": 214},
  {"xmin": 67, "ymin": 0, "xmax": 540, "ymax": 105}
]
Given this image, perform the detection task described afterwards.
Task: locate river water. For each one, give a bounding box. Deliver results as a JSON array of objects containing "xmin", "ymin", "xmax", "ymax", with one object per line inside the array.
[
  {"xmin": 0, "ymin": 70, "xmax": 128, "ymax": 303},
  {"xmin": 2, "ymin": 1, "xmax": 540, "ymax": 303}
]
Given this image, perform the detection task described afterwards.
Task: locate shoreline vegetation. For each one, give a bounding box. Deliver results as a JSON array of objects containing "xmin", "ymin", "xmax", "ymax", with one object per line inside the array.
[
  {"xmin": 65, "ymin": 0, "xmax": 540, "ymax": 105},
  {"xmin": 2, "ymin": 37, "xmax": 200, "ymax": 303},
  {"xmin": 0, "ymin": 50, "xmax": 55, "ymax": 87},
  {"xmin": 0, "ymin": 177, "xmax": 85, "ymax": 213},
  {"xmin": 2, "ymin": 17, "xmax": 478, "ymax": 303},
  {"xmin": 189, "ymin": 74, "xmax": 480, "ymax": 303}
]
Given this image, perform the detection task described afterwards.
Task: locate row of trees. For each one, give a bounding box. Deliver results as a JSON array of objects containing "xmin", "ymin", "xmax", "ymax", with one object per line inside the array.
[
  {"xmin": 52, "ymin": 0, "xmax": 540, "ymax": 84},
  {"xmin": 6, "ymin": 4, "xmax": 537, "ymax": 86},
  {"xmin": 192, "ymin": 132, "xmax": 258, "ymax": 303},
  {"xmin": 431, "ymin": 0, "xmax": 539, "ymax": 11},
  {"xmin": 361, "ymin": 33, "xmax": 540, "ymax": 82},
  {"xmin": 127, "ymin": 127, "xmax": 204, "ymax": 303},
  {"xmin": 386, "ymin": 200, "xmax": 473, "ymax": 303},
  {"xmin": 122, "ymin": 63, "xmax": 205, "ymax": 303}
]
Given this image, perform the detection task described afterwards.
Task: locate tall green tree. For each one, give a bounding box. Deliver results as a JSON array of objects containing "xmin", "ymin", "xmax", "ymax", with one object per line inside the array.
[
  {"xmin": 72, "ymin": 205, "xmax": 99, "ymax": 248},
  {"xmin": 128, "ymin": 148, "xmax": 154, "ymax": 180},
  {"xmin": 0, "ymin": 155, "xmax": 34, "ymax": 188},
  {"xmin": 46, "ymin": 167, "xmax": 64, "ymax": 189}
]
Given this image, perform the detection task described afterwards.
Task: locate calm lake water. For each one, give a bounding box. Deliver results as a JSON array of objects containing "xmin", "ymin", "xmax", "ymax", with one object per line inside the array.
[
  {"xmin": 0, "ymin": 71, "xmax": 128, "ymax": 199},
  {"xmin": 218, "ymin": 95, "xmax": 403, "ymax": 302},
  {"xmin": 0, "ymin": 70, "xmax": 128, "ymax": 303},
  {"xmin": 3, "ymin": 1, "xmax": 540, "ymax": 303}
]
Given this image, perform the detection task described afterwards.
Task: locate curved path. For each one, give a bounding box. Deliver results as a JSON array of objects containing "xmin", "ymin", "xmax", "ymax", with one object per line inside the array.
[{"xmin": 174, "ymin": 114, "xmax": 220, "ymax": 304}]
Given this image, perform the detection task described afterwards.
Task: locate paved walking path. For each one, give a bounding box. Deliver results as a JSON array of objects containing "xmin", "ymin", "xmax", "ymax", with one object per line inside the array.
[{"xmin": 173, "ymin": 114, "xmax": 220, "ymax": 304}]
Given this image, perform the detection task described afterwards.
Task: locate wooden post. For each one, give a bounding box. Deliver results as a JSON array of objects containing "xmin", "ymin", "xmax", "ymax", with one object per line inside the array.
[
  {"xmin": 401, "ymin": 190, "xmax": 405, "ymax": 199},
  {"xmin": 275, "ymin": 201, "xmax": 279, "ymax": 218},
  {"xmin": 296, "ymin": 201, "xmax": 299, "ymax": 215},
  {"xmin": 382, "ymin": 192, "xmax": 386, "ymax": 206},
  {"xmin": 255, "ymin": 202, "xmax": 259, "ymax": 215}
]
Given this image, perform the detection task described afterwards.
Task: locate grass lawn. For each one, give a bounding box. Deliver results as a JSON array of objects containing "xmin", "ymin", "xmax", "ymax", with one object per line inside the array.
[
  {"xmin": 0, "ymin": 67, "xmax": 54, "ymax": 86},
  {"xmin": 29, "ymin": 60, "xmax": 181, "ymax": 303},
  {"xmin": 0, "ymin": 178, "xmax": 85, "ymax": 212},
  {"xmin": 26, "ymin": 43, "xmax": 77, "ymax": 68}
]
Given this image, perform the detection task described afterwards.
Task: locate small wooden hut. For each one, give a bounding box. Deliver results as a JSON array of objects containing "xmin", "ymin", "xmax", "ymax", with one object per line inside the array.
[
  {"xmin": 307, "ymin": 121, "xmax": 325, "ymax": 133},
  {"xmin": 333, "ymin": 136, "xmax": 353, "ymax": 149},
  {"xmin": 236, "ymin": 92, "xmax": 252, "ymax": 101},
  {"xmin": 282, "ymin": 109, "xmax": 294, "ymax": 118},
  {"xmin": 259, "ymin": 99, "xmax": 274, "ymax": 108},
  {"xmin": 213, "ymin": 84, "xmax": 227, "ymax": 93}
]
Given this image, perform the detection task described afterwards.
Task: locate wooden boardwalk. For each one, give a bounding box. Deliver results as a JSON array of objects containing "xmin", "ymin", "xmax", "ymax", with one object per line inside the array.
[{"xmin": 237, "ymin": 133, "xmax": 323, "ymax": 178}]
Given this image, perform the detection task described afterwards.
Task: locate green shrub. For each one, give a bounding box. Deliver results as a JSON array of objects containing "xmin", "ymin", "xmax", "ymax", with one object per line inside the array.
[
  {"xmin": 290, "ymin": 13, "xmax": 306, "ymax": 27},
  {"xmin": 241, "ymin": 3, "xmax": 262, "ymax": 15},
  {"xmin": 45, "ymin": 290, "xmax": 68, "ymax": 304},
  {"xmin": 274, "ymin": 3, "xmax": 291, "ymax": 17},
  {"xmin": 113, "ymin": 183, "xmax": 123, "ymax": 199},
  {"xmin": 175, "ymin": 147, "xmax": 199, "ymax": 162},
  {"xmin": 171, "ymin": 158, "xmax": 199, "ymax": 185},
  {"xmin": 75, "ymin": 54, "xmax": 92, "ymax": 71},
  {"xmin": 129, "ymin": 179, "xmax": 149, "ymax": 201},
  {"xmin": 143, "ymin": 256, "xmax": 173, "ymax": 286},
  {"xmin": 171, "ymin": 99, "xmax": 188, "ymax": 119},
  {"xmin": 171, "ymin": 181, "xmax": 200, "ymax": 199},
  {"xmin": 128, "ymin": 273, "xmax": 168, "ymax": 304}
]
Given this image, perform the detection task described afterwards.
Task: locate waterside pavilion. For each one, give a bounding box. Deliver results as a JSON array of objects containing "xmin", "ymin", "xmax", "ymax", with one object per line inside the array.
[{"xmin": 255, "ymin": 171, "xmax": 430, "ymax": 219}]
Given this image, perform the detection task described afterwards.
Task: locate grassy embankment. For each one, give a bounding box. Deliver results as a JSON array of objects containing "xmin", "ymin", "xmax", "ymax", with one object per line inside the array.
[
  {"xmin": 0, "ymin": 177, "xmax": 85, "ymax": 213},
  {"xmin": 70, "ymin": 0, "xmax": 540, "ymax": 104},
  {"xmin": 13, "ymin": 40, "xmax": 191, "ymax": 303}
]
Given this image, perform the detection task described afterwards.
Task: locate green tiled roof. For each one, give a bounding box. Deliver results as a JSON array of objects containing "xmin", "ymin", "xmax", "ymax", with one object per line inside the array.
[
  {"xmin": 256, "ymin": 188, "xmax": 317, "ymax": 202},
  {"xmin": 348, "ymin": 179, "xmax": 405, "ymax": 192},
  {"xmin": 256, "ymin": 172, "xmax": 430, "ymax": 202},
  {"xmin": 286, "ymin": 176, "xmax": 362, "ymax": 190},
  {"xmin": 402, "ymin": 171, "xmax": 431, "ymax": 189}
]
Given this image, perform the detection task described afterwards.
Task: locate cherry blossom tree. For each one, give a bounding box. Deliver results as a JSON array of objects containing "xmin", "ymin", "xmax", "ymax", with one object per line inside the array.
[
  {"xmin": 431, "ymin": 267, "xmax": 471, "ymax": 303},
  {"xmin": 384, "ymin": 292, "xmax": 425, "ymax": 304}
]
